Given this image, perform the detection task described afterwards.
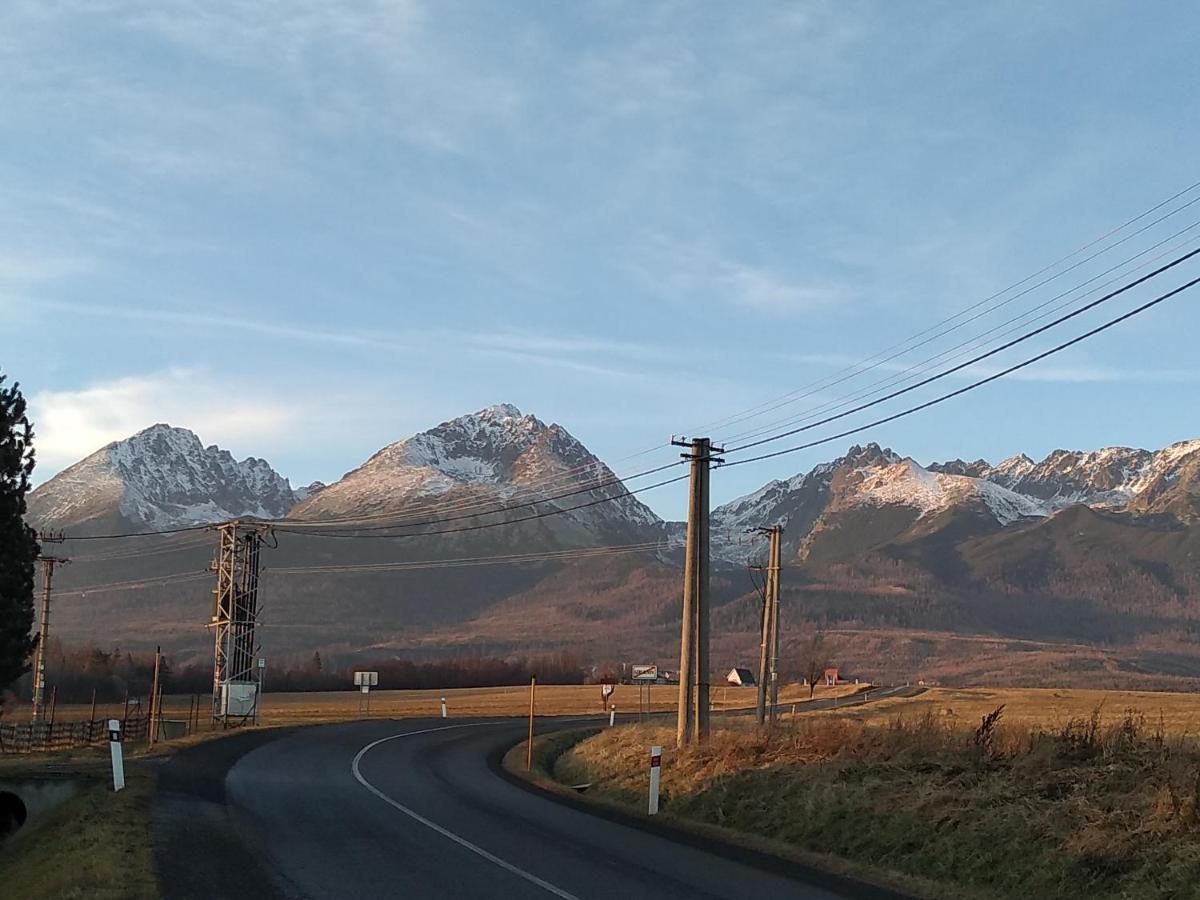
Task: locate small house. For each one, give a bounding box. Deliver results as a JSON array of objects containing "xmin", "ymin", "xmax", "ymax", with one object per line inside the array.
[{"xmin": 726, "ymin": 667, "xmax": 756, "ymax": 687}]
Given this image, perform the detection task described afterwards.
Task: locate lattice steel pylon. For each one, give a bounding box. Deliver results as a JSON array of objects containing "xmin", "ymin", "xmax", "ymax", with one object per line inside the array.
[{"xmin": 208, "ymin": 520, "xmax": 271, "ymax": 725}]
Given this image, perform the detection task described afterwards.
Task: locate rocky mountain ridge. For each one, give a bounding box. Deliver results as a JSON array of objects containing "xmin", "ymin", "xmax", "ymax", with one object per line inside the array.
[{"xmin": 27, "ymin": 423, "xmax": 299, "ymax": 531}]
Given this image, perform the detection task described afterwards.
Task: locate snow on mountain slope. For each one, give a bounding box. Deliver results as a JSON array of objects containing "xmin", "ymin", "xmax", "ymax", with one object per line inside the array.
[
  {"xmin": 709, "ymin": 443, "xmax": 900, "ymax": 563},
  {"xmin": 717, "ymin": 438, "xmax": 1200, "ymax": 566},
  {"xmin": 933, "ymin": 440, "xmax": 1200, "ymax": 513},
  {"xmin": 27, "ymin": 424, "xmax": 298, "ymax": 530},
  {"xmin": 292, "ymin": 404, "xmax": 662, "ymax": 534},
  {"xmin": 848, "ymin": 458, "xmax": 1046, "ymax": 524}
]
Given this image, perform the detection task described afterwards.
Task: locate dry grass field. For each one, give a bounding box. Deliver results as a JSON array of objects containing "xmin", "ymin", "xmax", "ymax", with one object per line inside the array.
[
  {"xmin": 547, "ymin": 694, "xmax": 1200, "ymax": 900},
  {"xmin": 24, "ymin": 681, "xmax": 863, "ymax": 728},
  {"xmin": 799, "ymin": 685, "xmax": 1200, "ymax": 736}
]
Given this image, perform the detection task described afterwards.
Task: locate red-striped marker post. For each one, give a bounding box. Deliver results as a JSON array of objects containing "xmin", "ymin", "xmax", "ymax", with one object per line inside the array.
[{"xmin": 648, "ymin": 745, "xmax": 662, "ymax": 815}]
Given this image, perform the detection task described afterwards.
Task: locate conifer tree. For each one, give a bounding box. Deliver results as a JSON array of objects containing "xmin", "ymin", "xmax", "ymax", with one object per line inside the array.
[{"xmin": 0, "ymin": 374, "xmax": 38, "ymax": 692}]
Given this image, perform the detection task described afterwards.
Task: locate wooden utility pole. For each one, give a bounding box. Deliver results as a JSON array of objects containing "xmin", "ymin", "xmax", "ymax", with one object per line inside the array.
[
  {"xmin": 149, "ymin": 646, "xmax": 162, "ymax": 746},
  {"xmin": 754, "ymin": 556, "xmax": 771, "ymax": 726},
  {"xmin": 31, "ymin": 532, "xmax": 68, "ymax": 723},
  {"xmin": 768, "ymin": 525, "xmax": 782, "ymax": 724},
  {"xmin": 672, "ymin": 437, "xmax": 723, "ymax": 746},
  {"xmin": 753, "ymin": 525, "xmax": 783, "ymax": 726},
  {"xmin": 526, "ymin": 676, "xmax": 537, "ymax": 771}
]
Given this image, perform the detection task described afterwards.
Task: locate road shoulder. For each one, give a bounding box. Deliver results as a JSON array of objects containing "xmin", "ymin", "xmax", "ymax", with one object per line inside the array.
[{"xmin": 154, "ymin": 727, "xmax": 297, "ymax": 900}]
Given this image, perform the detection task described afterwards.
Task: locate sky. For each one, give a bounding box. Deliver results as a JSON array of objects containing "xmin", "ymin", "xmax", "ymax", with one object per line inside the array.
[{"xmin": 3, "ymin": 0, "xmax": 1200, "ymax": 520}]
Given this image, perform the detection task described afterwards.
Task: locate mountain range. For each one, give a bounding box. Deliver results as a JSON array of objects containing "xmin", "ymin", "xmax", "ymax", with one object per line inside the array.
[{"xmin": 26, "ymin": 405, "xmax": 1200, "ymax": 689}]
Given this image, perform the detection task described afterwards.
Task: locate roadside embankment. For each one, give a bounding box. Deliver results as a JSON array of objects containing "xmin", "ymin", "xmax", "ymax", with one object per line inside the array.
[
  {"xmin": 0, "ymin": 768, "xmax": 158, "ymax": 899},
  {"xmin": 521, "ymin": 707, "xmax": 1200, "ymax": 899}
]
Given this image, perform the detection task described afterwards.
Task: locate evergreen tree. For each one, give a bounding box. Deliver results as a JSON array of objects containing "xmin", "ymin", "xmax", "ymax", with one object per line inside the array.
[{"xmin": 0, "ymin": 375, "xmax": 38, "ymax": 692}]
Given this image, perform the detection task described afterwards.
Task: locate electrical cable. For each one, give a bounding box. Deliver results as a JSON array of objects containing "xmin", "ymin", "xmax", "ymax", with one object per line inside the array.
[
  {"xmin": 687, "ymin": 179, "xmax": 1200, "ymax": 438},
  {"xmin": 724, "ymin": 247, "xmax": 1200, "ymax": 454},
  {"xmin": 718, "ymin": 224, "xmax": 1200, "ymax": 447},
  {"xmin": 722, "ymin": 274, "xmax": 1200, "ymax": 469}
]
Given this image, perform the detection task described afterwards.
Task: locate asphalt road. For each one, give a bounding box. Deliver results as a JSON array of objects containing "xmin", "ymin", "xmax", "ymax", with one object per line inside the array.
[{"xmin": 155, "ymin": 714, "xmax": 907, "ymax": 900}]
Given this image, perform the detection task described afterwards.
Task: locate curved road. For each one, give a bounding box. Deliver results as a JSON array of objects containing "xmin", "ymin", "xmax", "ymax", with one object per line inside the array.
[{"xmin": 155, "ymin": 714, "xmax": 910, "ymax": 900}]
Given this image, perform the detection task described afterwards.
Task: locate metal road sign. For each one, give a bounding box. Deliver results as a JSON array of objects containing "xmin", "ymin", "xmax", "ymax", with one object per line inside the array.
[
  {"xmin": 353, "ymin": 671, "xmax": 379, "ymax": 687},
  {"xmin": 632, "ymin": 665, "xmax": 658, "ymax": 681}
]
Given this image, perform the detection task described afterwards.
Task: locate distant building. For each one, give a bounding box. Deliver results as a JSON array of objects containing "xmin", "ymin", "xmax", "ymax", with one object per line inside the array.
[
  {"xmin": 726, "ymin": 667, "xmax": 756, "ymax": 686},
  {"xmin": 823, "ymin": 666, "xmax": 840, "ymax": 686}
]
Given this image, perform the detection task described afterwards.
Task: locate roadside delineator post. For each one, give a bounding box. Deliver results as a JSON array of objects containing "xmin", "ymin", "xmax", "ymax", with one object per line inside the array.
[
  {"xmin": 648, "ymin": 745, "xmax": 662, "ymax": 815},
  {"xmin": 609, "ymin": 706, "xmax": 616, "ymax": 728},
  {"xmin": 108, "ymin": 719, "xmax": 125, "ymax": 792},
  {"xmin": 440, "ymin": 696, "xmax": 447, "ymax": 719}
]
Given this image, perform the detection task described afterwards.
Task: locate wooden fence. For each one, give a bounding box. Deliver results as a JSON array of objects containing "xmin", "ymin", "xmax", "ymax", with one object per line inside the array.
[{"xmin": 0, "ymin": 715, "xmax": 151, "ymax": 754}]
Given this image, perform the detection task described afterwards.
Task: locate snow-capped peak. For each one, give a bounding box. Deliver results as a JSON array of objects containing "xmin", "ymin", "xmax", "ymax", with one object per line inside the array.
[
  {"xmin": 293, "ymin": 405, "xmax": 663, "ymax": 531},
  {"xmin": 27, "ymin": 424, "xmax": 299, "ymax": 530}
]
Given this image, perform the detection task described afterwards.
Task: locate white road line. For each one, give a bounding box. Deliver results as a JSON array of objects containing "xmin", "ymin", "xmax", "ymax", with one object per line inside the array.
[{"xmin": 351, "ymin": 723, "xmax": 581, "ymax": 900}]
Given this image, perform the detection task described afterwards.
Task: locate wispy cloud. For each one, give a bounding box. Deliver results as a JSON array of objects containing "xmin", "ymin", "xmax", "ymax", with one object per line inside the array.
[
  {"xmin": 0, "ymin": 251, "xmax": 89, "ymax": 284},
  {"xmin": 634, "ymin": 233, "xmax": 841, "ymax": 314},
  {"xmin": 31, "ymin": 299, "xmax": 663, "ymax": 378},
  {"xmin": 719, "ymin": 262, "xmax": 840, "ymax": 312}
]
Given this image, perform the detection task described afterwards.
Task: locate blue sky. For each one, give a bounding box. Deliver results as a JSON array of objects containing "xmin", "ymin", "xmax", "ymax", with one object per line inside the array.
[{"xmin": 4, "ymin": 1, "xmax": 1200, "ymax": 519}]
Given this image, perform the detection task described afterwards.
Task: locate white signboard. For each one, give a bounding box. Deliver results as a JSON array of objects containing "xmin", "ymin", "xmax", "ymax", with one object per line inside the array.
[
  {"xmin": 632, "ymin": 665, "xmax": 658, "ymax": 682},
  {"xmin": 353, "ymin": 671, "xmax": 379, "ymax": 687}
]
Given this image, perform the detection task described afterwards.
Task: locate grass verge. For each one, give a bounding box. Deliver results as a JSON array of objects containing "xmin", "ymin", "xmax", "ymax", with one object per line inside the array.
[
  {"xmin": 505, "ymin": 725, "xmax": 939, "ymax": 899},
  {"xmin": 0, "ymin": 771, "xmax": 159, "ymax": 899},
  {"xmin": 542, "ymin": 709, "xmax": 1200, "ymax": 899}
]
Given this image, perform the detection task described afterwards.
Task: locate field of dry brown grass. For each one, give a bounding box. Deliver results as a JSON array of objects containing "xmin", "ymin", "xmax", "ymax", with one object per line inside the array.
[
  {"xmin": 548, "ymin": 700, "xmax": 1200, "ymax": 899},
  {"xmin": 29, "ymin": 681, "xmax": 863, "ymax": 727},
  {"xmin": 799, "ymin": 685, "xmax": 1200, "ymax": 736}
]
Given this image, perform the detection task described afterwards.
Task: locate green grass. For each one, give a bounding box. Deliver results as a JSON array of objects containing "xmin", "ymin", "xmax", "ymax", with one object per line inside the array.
[{"xmin": 0, "ymin": 773, "xmax": 159, "ymax": 899}]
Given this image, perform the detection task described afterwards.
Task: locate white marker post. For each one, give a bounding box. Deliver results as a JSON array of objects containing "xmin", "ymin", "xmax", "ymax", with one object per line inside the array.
[
  {"xmin": 108, "ymin": 719, "xmax": 125, "ymax": 792},
  {"xmin": 647, "ymin": 745, "xmax": 662, "ymax": 815},
  {"xmin": 440, "ymin": 696, "xmax": 447, "ymax": 719},
  {"xmin": 609, "ymin": 706, "xmax": 616, "ymax": 728}
]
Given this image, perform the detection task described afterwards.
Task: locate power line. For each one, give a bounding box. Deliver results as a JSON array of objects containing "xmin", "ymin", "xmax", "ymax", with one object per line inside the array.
[
  {"xmin": 724, "ymin": 246, "xmax": 1200, "ymax": 454},
  {"xmin": 282, "ymin": 441, "xmax": 680, "ymax": 528},
  {"xmin": 687, "ymin": 179, "xmax": 1200, "ymax": 438},
  {"xmin": 723, "ymin": 274, "xmax": 1200, "ymax": 469},
  {"xmin": 275, "ymin": 459, "xmax": 687, "ymax": 536},
  {"xmin": 718, "ymin": 225, "xmax": 1200, "ymax": 447},
  {"xmin": 64, "ymin": 523, "xmax": 211, "ymax": 542},
  {"xmin": 266, "ymin": 540, "xmax": 684, "ymax": 575},
  {"xmin": 49, "ymin": 571, "xmax": 212, "ymax": 599},
  {"xmin": 273, "ymin": 471, "xmax": 691, "ymax": 540}
]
